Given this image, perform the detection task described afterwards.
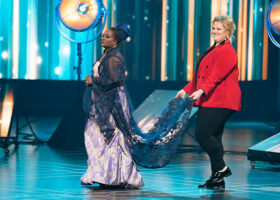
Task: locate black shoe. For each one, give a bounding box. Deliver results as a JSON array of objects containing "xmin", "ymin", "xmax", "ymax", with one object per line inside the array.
[
  {"xmin": 212, "ymin": 167, "xmax": 232, "ymax": 182},
  {"xmin": 99, "ymin": 183, "xmax": 109, "ymax": 188},
  {"xmin": 205, "ymin": 173, "xmax": 215, "ymax": 183},
  {"xmin": 198, "ymin": 180, "xmax": 225, "ymax": 189},
  {"xmin": 123, "ymin": 184, "xmax": 138, "ymax": 190}
]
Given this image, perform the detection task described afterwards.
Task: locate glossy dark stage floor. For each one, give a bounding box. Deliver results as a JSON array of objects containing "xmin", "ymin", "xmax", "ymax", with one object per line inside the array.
[{"xmin": 1, "ymin": 118, "xmax": 280, "ymax": 200}]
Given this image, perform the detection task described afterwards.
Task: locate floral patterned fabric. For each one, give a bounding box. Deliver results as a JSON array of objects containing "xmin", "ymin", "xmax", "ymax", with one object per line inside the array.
[{"xmin": 81, "ymin": 87, "xmax": 144, "ymax": 188}]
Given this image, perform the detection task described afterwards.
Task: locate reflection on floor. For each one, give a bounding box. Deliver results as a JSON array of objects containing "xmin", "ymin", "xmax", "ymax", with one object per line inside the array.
[{"xmin": 0, "ymin": 117, "xmax": 279, "ymax": 200}]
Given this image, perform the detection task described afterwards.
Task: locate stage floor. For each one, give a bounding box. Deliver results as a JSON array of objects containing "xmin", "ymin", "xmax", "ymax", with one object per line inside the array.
[{"xmin": 0, "ymin": 118, "xmax": 280, "ymax": 200}]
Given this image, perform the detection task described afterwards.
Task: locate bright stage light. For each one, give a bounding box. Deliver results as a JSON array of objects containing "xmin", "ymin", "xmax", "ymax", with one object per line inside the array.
[
  {"xmin": 78, "ymin": 3, "xmax": 89, "ymax": 14},
  {"xmin": 0, "ymin": 84, "xmax": 18, "ymax": 155},
  {"xmin": 37, "ymin": 56, "xmax": 42, "ymax": 65},
  {"xmin": 267, "ymin": 0, "xmax": 280, "ymax": 48},
  {"xmin": 58, "ymin": 0, "xmax": 102, "ymax": 32},
  {"xmin": 1, "ymin": 51, "xmax": 8, "ymax": 60},
  {"xmin": 55, "ymin": 67, "xmax": 62, "ymax": 75},
  {"xmin": 270, "ymin": 0, "xmax": 280, "ymax": 34},
  {"xmin": 0, "ymin": 85, "xmax": 14, "ymax": 138},
  {"xmin": 55, "ymin": 0, "xmax": 107, "ymax": 81},
  {"xmin": 63, "ymin": 46, "xmax": 70, "ymax": 56}
]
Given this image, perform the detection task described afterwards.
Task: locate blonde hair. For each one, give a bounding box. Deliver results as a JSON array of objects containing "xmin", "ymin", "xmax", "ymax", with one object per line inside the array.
[{"xmin": 213, "ymin": 15, "xmax": 236, "ymax": 38}]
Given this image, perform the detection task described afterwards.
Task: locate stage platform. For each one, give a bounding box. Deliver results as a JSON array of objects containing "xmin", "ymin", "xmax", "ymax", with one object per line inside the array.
[
  {"xmin": 0, "ymin": 119, "xmax": 279, "ymax": 199},
  {"xmin": 0, "ymin": 89, "xmax": 280, "ymax": 199}
]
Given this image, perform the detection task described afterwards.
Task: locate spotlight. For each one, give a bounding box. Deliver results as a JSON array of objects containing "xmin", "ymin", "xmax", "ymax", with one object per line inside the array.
[
  {"xmin": 266, "ymin": 0, "xmax": 280, "ymax": 47},
  {"xmin": 0, "ymin": 84, "xmax": 17, "ymax": 154},
  {"xmin": 55, "ymin": 0, "xmax": 107, "ymax": 80},
  {"xmin": 54, "ymin": 67, "xmax": 62, "ymax": 75},
  {"xmin": 57, "ymin": 0, "xmax": 106, "ymax": 32},
  {"xmin": 1, "ymin": 51, "xmax": 8, "ymax": 60}
]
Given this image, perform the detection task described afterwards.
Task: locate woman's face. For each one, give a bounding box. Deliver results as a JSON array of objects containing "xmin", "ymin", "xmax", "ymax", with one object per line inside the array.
[
  {"xmin": 211, "ymin": 21, "xmax": 229, "ymax": 44},
  {"xmin": 101, "ymin": 29, "xmax": 117, "ymax": 49}
]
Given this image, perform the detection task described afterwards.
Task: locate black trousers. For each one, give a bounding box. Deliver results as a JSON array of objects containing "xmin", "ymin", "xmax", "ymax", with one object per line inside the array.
[{"xmin": 195, "ymin": 107, "xmax": 234, "ymax": 173}]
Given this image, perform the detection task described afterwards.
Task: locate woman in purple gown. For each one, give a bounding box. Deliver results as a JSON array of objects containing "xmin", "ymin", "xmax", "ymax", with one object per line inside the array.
[
  {"xmin": 81, "ymin": 24, "xmax": 193, "ymax": 189},
  {"xmin": 81, "ymin": 24, "xmax": 144, "ymax": 188}
]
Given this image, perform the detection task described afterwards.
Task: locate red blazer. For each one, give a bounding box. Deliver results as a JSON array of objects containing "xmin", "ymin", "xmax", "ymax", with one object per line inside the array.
[{"xmin": 183, "ymin": 40, "xmax": 241, "ymax": 111}]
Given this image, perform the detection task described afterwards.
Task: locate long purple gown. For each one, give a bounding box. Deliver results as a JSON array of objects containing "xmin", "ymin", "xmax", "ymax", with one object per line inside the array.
[{"xmin": 81, "ymin": 48, "xmax": 192, "ymax": 188}]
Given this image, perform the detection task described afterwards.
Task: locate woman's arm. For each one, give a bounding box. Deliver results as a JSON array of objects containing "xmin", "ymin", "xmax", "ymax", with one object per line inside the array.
[{"xmin": 108, "ymin": 56, "xmax": 123, "ymax": 83}]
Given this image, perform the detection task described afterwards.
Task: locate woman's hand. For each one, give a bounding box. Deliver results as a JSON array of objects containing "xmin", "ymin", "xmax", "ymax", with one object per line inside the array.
[
  {"xmin": 84, "ymin": 76, "xmax": 93, "ymax": 85},
  {"xmin": 189, "ymin": 89, "xmax": 204, "ymax": 101},
  {"xmin": 176, "ymin": 89, "xmax": 187, "ymax": 99}
]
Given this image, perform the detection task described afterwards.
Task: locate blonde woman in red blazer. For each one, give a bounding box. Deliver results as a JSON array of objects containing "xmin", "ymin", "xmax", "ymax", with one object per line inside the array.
[{"xmin": 177, "ymin": 15, "xmax": 241, "ymax": 189}]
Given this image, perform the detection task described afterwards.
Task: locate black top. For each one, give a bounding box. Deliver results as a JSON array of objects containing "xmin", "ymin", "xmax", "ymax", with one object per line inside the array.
[{"xmin": 195, "ymin": 40, "xmax": 226, "ymax": 74}]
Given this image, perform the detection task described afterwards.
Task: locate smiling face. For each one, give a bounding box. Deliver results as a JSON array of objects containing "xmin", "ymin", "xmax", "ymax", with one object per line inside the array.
[
  {"xmin": 211, "ymin": 21, "xmax": 229, "ymax": 44},
  {"xmin": 101, "ymin": 29, "xmax": 118, "ymax": 49}
]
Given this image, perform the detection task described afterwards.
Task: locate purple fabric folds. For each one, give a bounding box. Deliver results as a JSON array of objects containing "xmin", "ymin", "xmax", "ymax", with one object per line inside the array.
[{"xmin": 81, "ymin": 88, "xmax": 144, "ymax": 188}]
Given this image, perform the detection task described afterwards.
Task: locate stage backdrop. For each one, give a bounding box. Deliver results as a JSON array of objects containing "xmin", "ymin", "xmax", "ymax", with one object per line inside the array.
[{"xmin": 0, "ymin": 0, "xmax": 276, "ymax": 81}]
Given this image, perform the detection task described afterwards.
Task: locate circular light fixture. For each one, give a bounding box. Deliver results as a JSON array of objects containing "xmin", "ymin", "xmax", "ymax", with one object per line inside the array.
[
  {"xmin": 56, "ymin": 0, "xmax": 107, "ymax": 44},
  {"xmin": 267, "ymin": 0, "xmax": 280, "ymax": 47},
  {"xmin": 55, "ymin": 0, "xmax": 107, "ymax": 80},
  {"xmin": 270, "ymin": 0, "xmax": 280, "ymax": 35},
  {"xmin": 58, "ymin": 0, "xmax": 104, "ymax": 32}
]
